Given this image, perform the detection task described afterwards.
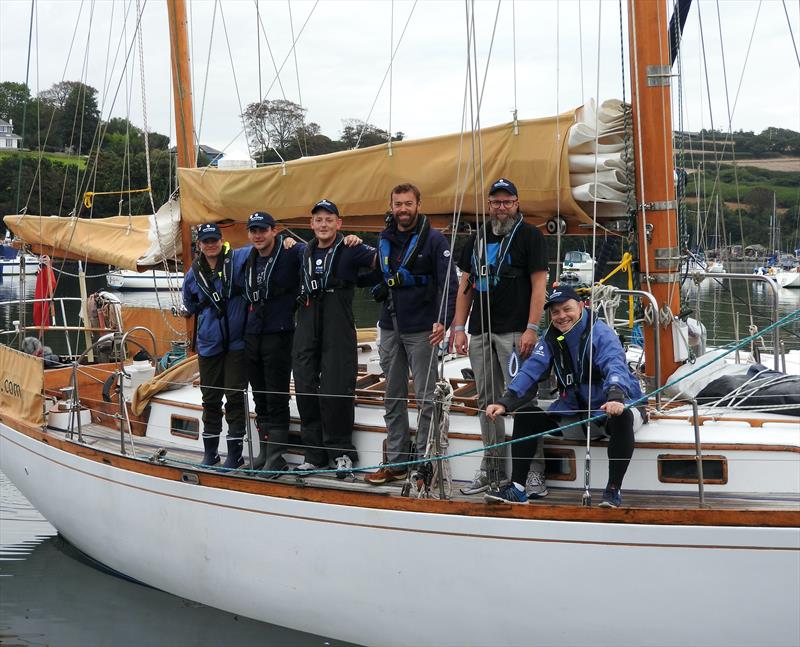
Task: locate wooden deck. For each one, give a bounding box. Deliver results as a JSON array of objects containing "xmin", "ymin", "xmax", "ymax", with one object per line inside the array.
[{"xmin": 59, "ymin": 423, "xmax": 800, "ymax": 513}]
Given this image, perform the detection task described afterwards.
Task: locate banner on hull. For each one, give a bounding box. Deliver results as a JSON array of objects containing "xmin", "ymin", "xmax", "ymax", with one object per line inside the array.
[{"xmin": 0, "ymin": 345, "xmax": 44, "ymax": 427}]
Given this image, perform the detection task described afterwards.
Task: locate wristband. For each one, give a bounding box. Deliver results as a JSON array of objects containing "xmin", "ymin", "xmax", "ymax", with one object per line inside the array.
[
  {"xmin": 526, "ymin": 323, "xmax": 540, "ymax": 333},
  {"xmin": 454, "ymin": 325, "xmax": 466, "ymax": 332}
]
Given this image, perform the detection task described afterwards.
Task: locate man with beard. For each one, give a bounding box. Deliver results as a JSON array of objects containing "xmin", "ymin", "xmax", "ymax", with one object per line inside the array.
[
  {"xmin": 365, "ymin": 183, "xmax": 458, "ymax": 485},
  {"xmin": 451, "ymin": 178, "xmax": 549, "ymax": 497}
]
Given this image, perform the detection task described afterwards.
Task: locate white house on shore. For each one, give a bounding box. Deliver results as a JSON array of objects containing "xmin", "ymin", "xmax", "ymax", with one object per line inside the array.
[{"xmin": 0, "ymin": 119, "xmax": 22, "ymax": 149}]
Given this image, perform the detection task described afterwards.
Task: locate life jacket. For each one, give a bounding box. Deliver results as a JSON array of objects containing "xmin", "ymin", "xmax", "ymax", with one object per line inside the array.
[
  {"xmin": 378, "ymin": 215, "xmax": 431, "ymax": 288},
  {"xmin": 191, "ymin": 242, "xmax": 236, "ymax": 315},
  {"xmin": 470, "ymin": 216, "xmax": 524, "ymax": 292},
  {"xmin": 544, "ymin": 312, "xmax": 603, "ymax": 402},
  {"xmin": 300, "ymin": 234, "xmax": 349, "ymax": 300},
  {"xmin": 244, "ymin": 237, "xmax": 292, "ymax": 306}
]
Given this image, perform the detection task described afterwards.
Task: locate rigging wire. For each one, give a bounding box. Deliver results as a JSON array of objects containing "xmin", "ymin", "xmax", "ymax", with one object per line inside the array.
[
  {"xmin": 287, "ymin": 0, "xmax": 307, "ymax": 157},
  {"xmin": 195, "ymin": 0, "xmax": 218, "ymax": 146},
  {"xmin": 354, "ymin": 1, "xmax": 418, "ymax": 149},
  {"xmin": 782, "ymin": 0, "xmax": 800, "ymax": 68},
  {"xmin": 218, "ymin": 2, "xmax": 254, "ymax": 159}
]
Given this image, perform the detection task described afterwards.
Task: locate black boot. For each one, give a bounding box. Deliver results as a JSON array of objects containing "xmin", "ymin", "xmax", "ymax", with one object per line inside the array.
[
  {"xmin": 201, "ymin": 434, "xmax": 220, "ymax": 466},
  {"xmin": 222, "ymin": 437, "xmax": 244, "ymax": 470},
  {"xmin": 249, "ymin": 426, "xmax": 268, "ymax": 470}
]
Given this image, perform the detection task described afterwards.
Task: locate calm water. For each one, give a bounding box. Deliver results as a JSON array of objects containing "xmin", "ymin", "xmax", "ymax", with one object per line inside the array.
[{"xmin": 1, "ymin": 262, "xmax": 799, "ymax": 645}]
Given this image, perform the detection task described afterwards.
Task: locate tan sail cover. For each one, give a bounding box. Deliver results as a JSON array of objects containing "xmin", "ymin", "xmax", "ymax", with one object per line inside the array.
[
  {"xmin": 179, "ymin": 112, "xmax": 591, "ymax": 227},
  {"xmin": 0, "ymin": 345, "xmax": 44, "ymax": 426},
  {"xmin": 3, "ymin": 200, "xmax": 182, "ymax": 271},
  {"xmin": 131, "ymin": 355, "xmax": 199, "ymax": 416}
]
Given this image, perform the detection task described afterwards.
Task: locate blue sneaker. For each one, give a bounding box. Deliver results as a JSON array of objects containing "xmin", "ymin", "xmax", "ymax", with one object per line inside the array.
[
  {"xmin": 484, "ymin": 483, "xmax": 528, "ymax": 504},
  {"xmin": 599, "ymin": 487, "xmax": 622, "ymax": 508}
]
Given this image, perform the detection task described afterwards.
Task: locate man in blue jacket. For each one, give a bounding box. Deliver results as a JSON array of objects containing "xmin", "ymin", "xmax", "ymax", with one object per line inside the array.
[
  {"xmin": 182, "ymin": 222, "xmax": 249, "ymax": 470},
  {"xmin": 485, "ymin": 286, "xmax": 645, "ymax": 507},
  {"xmin": 365, "ymin": 183, "xmax": 458, "ymax": 485}
]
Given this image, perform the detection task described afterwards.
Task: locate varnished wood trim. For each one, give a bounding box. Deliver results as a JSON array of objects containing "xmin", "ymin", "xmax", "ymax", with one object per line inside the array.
[{"xmin": 3, "ymin": 417, "xmax": 798, "ymax": 529}]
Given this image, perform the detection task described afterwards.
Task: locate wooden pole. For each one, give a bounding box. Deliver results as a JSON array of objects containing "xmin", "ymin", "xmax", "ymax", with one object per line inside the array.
[
  {"xmin": 627, "ymin": 0, "xmax": 682, "ymax": 388},
  {"xmin": 167, "ymin": 0, "xmax": 196, "ymax": 343}
]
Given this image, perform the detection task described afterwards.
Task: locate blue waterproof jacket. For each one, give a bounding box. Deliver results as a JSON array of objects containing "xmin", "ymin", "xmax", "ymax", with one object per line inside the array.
[
  {"xmin": 499, "ymin": 308, "xmax": 643, "ymax": 415},
  {"xmin": 182, "ymin": 246, "xmax": 249, "ymax": 356}
]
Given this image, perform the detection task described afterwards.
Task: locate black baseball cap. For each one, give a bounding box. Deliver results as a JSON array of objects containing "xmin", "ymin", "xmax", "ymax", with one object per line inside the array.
[
  {"xmin": 488, "ymin": 178, "xmax": 518, "ymax": 197},
  {"xmin": 247, "ymin": 211, "xmax": 276, "ymax": 229},
  {"xmin": 196, "ymin": 222, "xmax": 221, "ymax": 241},
  {"xmin": 545, "ymin": 286, "xmax": 582, "ymax": 308},
  {"xmin": 311, "ymin": 199, "xmax": 340, "ymax": 216}
]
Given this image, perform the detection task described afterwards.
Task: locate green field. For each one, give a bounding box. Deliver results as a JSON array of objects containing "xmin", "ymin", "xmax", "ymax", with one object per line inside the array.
[{"xmin": 0, "ymin": 149, "xmax": 87, "ymax": 170}]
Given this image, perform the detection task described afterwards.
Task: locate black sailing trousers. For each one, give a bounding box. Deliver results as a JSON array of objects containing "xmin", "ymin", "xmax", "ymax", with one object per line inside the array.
[
  {"xmin": 510, "ymin": 406, "xmax": 635, "ymax": 489},
  {"xmin": 245, "ymin": 330, "xmax": 293, "ymax": 469},
  {"xmin": 197, "ymin": 349, "xmax": 247, "ymax": 441},
  {"xmin": 292, "ymin": 290, "xmax": 358, "ymax": 467}
]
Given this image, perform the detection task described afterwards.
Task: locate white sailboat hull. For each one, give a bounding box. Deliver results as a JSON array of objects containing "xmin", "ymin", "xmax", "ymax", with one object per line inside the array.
[
  {"xmin": 107, "ymin": 269, "xmax": 184, "ymax": 290},
  {"xmin": 2, "ymin": 421, "xmax": 798, "ymax": 647}
]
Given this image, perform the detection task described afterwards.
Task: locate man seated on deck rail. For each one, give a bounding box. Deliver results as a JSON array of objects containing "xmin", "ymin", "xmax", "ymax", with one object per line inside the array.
[{"xmin": 485, "ymin": 286, "xmax": 645, "ymax": 508}]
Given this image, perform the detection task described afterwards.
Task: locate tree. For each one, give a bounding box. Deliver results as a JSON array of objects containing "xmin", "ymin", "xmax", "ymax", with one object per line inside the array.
[
  {"xmin": 242, "ymin": 99, "xmax": 307, "ymax": 160},
  {"xmin": 339, "ymin": 119, "xmax": 403, "ymax": 149},
  {"xmin": 54, "ymin": 82, "xmax": 100, "ymax": 155},
  {"xmin": 0, "ymin": 81, "xmax": 31, "ymax": 139}
]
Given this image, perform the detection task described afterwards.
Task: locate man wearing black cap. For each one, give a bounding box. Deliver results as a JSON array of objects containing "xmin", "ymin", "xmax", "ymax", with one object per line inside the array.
[
  {"xmin": 451, "ymin": 178, "xmax": 549, "ymax": 497},
  {"xmin": 365, "ymin": 183, "xmax": 458, "ymax": 485},
  {"xmin": 292, "ymin": 199, "xmax": 377, "ymax": 477},
  {"xmin": 242, "ymin": 211, "xmax": 304, "ymax": 477},
  {"xmin": 485, "ymin": 286, "xmax": 645, "ymax": 507},
  {"xmin": 182, "ymin": 222, "xmax": 249, "ymax": 469}
]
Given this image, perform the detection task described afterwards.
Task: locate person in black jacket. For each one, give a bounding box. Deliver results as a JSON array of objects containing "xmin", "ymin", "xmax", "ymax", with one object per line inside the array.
[
  {"xmin": 365, "ymin": 184, "xmax": 458, "ymax": 485},
  {"xmin": 292, "ymin": 199, "xmax": 377, "ymax": 478}
]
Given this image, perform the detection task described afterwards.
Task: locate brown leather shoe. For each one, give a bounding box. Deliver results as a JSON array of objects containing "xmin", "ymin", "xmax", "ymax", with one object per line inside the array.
[{"xmin": 364, "ymin": 465, "xmax": 408, "ymax": 485}]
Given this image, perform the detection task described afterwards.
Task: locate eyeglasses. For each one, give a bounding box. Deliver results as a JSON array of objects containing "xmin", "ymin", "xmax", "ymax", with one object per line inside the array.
[{"xmin": 488, "ymin": 199, "xmax": 518, "ymax": 208}]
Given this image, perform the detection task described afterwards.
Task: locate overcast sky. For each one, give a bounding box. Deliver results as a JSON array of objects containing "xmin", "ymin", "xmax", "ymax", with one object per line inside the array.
[{"xmin": 1, "ymin": 0, "xmax": 798, "ymax": 159}]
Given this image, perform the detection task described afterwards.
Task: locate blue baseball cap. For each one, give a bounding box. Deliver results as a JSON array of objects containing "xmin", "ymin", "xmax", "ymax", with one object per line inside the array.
[
  {"xmin": 311, "ymin": 199, "xmax": 340, "ymax": 216},
  {"xmin": 196, "ymin": 222, "xmax": 221, "ymax": 241},
  {"xmin": 247, "ymin": 211, "xmax": 276, "ymax": 229},
  {"xmin": 489, "ymin": 178, "xmax": 518, "ymax": 197},
  {"xmin": 545, "ymin": 286, "xmax": 582, "ymax": 308}
]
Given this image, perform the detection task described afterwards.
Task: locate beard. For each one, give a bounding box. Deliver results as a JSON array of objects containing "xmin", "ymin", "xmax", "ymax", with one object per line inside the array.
[{"xmin": 490, "ymin": 212, "xmax": 520, "ymax": 236}]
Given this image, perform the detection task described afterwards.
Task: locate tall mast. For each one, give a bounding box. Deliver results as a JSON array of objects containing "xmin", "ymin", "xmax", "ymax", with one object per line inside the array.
[
  {"xmin": 167, "ymin": 0, "xmax": 196, "ymax": 273},
  {"xmin": 627, "ymin": 0, "xmax": 682, "ymax": 387}
]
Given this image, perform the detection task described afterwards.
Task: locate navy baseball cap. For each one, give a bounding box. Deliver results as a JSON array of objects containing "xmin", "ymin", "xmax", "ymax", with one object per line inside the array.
[
  {"xmin": 196, "ymin": 222, "xmax": 221, "ymax": 241},
  {"xmin": 545, "ymin": 286, "xmax": 582, "ymax": 308},
  {"xmin": 311, "ymin": 199, "xmax": 340, "ymax": 216},
  {"xmin": 247, "ymin": 211, "xmax": 276, "ymax": 229},
  {"xmin": 489, "ymin": 178, "xmax": 518, "ymax": 197}
]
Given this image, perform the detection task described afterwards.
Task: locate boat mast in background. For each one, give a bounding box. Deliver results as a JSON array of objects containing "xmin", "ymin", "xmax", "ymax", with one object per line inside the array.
[
  {"xmin": 167, "ymin": 0, "xmax": 195, "ymax": 342},
  {"xmin": 167, "ymin": 0, "xmax": 196, "ymax": 270},
  {"xmin": 627, "ymin": 0, "xmax": 682, "ymax": 386}
]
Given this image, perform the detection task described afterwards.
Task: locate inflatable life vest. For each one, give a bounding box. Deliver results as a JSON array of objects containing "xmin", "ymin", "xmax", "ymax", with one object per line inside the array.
[
  {"xmin": 300, "ymin": 234, "xmax": 348, "ymax": 299},
  {"xmin": 191, "ymin": 242, "xmax": 237, "ymax": 314},
  {"xmin": 470, "ymin": 216, "xmax": 524, "ymax": 292},
  {"xmin": 378, "ymin": 215, "xmax": 431, "ymax": 288},
  {"xmin": 244, "ymin": 237, "xmax": 288, "ymax": 305},
  {"xmin": 544, "ymin": 312, "xmax": 603, "ymax": 398}
]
